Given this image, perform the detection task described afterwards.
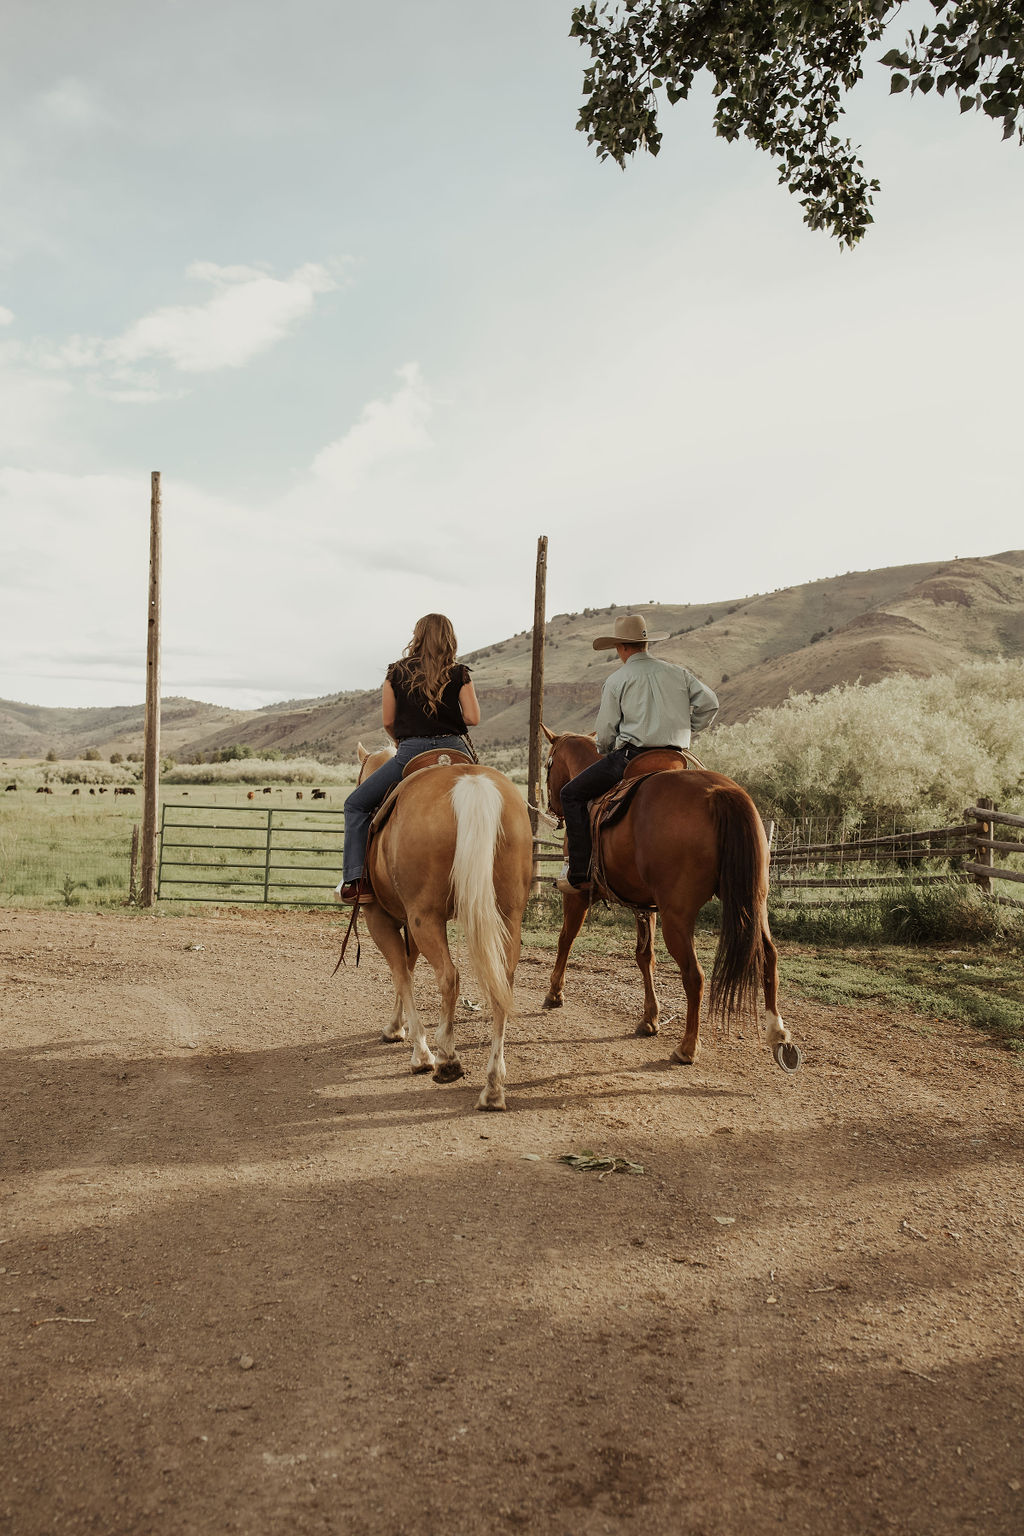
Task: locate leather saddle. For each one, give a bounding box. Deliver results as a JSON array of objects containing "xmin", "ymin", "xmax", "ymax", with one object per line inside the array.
[
  {"xmin": 587, "ymin": 748, "xmax": 705, "ymax": 908},
  {"xmin": 369, "ymin": 748, "xmax": 475, "ymax": 838}
]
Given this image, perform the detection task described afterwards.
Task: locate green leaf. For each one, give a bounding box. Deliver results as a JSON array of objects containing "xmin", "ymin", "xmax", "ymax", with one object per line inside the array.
[{"xmin": 890, "ymin": 73, "xmax": 910, "ymax": 93}]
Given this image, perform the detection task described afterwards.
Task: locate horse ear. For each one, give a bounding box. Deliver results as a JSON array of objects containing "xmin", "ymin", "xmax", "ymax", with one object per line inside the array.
[
  {"xmin": 357, "ymin": 742, "xmax": 368, "ymax": 763},
  {"xmin": 541, "ymin": 723, "xmax": 556, "ymax": 744},
  {"xmin": 588, "ymin": 731, "xmax": 598, "ymax": 740}
]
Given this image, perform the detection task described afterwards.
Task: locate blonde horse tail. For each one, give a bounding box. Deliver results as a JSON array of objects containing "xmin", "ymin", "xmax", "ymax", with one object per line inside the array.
[{"xmin": 450, "ymin": 774, "xmax": 514, "ymax": 1019}]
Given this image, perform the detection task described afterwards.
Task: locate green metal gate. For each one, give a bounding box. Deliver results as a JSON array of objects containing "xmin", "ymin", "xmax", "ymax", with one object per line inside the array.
[{"xmin": 157, "ymin": 802, "xmax": 345, "ymax": 905}]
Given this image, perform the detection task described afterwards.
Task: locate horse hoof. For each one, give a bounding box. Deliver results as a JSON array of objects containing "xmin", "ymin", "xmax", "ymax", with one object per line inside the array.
[
  {"xmin": 476, "ymin": 1098, "xmax": 507, "ymax": 1112},
  {"xmin": 432, "ymin": 1062, "xmax": 466, "ymax": 1085},
  {"xmin": 411, "ymin": 1060, "xmax": 434, "ymax": 1075},
  {"xmin": 773, "ymin": 1041, "xmax": 803, "ymax": 1073},
  {"xmin": 380, "ymin": 1030, "xmax": 406, "ymax": 1044},
  {"xmin": 635, "ymin": 1021, "xmax": 659, "ymax": 1037},
  {"xmin": 669, "ymin": 1049, "xmax": 695, "ymax": 1066},
  {"xmin": 542, "ymin": 995, "xmax": 563, "ymax": 1010}
]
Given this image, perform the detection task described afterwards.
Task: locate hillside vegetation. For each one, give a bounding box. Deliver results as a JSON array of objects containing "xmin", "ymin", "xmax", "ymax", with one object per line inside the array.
[
  {"xmin": 4, "ymin": 550, "xmax": 1023, "ymax": 766},
  {"xmin": 704, "ymin": 659, "xmax": 1024, "ymax": 821}
]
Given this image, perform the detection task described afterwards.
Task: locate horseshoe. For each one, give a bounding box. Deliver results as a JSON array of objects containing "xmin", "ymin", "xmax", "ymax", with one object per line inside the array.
[{"xmin": 773, "ymin": 1040, "xmax": 803, "ymax": 1073}]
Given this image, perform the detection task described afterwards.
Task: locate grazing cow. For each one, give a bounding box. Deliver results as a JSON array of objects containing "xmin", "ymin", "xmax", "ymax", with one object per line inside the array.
[
  {"xmin": 262, "ymin": 787, "xmax": 272, "ymax": 795},
  {"xmin": 72, "ymin": 787, "xmax": 80, "ymax": 795},
  {"xmin": 296, "ymin": 790, "xmax": 303, "ymax": 800},
  {"xmin": 247, "ymin": 790, "xmax": 256, "ymax": 800},
  {"xmin": 98, "ymin": 788, "xmax": 107, "ymax": 795},
  {"xmin": 311, "ymin": 788, "xmax": 326, "ymax": 800},
  {"xmin": 36, "ymin": 786, "xmax": 53, "ymax": 794},
  {"xmin": 114, "ymin": 786, "xmax": 136, "ymax": 796},
  {"xmin": 5, "ymin": 783, "xmax": 17, "ymax": 792},
  {"xmin": 89, "ymin": 787, "xmax": 96, "ymax": 795}
]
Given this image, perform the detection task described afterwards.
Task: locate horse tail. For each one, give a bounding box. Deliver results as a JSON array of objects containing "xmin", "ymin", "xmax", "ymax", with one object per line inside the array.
[
  {"xmin": 708, "ymin": 783, "xmax": 769, "ymax": 1022},
  {"xmin": 450, "ymin": 773, "xmax": 514, "ymax": 1018}
]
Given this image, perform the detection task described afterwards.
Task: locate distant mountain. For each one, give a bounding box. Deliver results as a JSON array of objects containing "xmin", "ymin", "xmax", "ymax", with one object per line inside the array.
[
  {"xmin": 6, "ymin": 551, "xmax": 1023, "ymax": 763},
  {"xmin": 0, "ymin": 696, "xmax": 256, "ymax": 760}
]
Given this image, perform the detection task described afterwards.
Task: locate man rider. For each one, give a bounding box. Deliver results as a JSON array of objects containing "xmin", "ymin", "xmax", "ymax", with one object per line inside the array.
[{"xmin": 555, "ymin": 613, "xmax": 719, "ymax": 899}]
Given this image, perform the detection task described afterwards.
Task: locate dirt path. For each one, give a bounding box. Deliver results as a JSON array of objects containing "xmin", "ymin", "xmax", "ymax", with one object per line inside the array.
[{"xmin": 2, "ymin": 907, "xmax": 1022, "ymax": 1536}]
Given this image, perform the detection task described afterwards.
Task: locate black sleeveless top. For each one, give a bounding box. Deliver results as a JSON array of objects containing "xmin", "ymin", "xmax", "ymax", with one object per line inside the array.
[{"xmin": 386, "ymin": 661, "xmax": 471, "ymax": 741}]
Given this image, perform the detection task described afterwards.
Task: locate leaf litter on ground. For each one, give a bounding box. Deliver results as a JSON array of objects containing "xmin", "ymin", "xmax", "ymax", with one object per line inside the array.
[{"xmin": 559, "ymin": 1149, "xmax": 645, "ymax": 1178}]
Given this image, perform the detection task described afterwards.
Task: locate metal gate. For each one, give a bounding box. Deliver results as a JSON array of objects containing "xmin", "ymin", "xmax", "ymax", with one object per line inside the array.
[{"xmin": 157, "ymin": 802, "xmax": 345, "ymax": 905}]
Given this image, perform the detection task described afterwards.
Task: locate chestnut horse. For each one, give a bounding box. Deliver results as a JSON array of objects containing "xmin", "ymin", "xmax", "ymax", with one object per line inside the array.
[
  {"xmin": 352, "ymin": 744, "xmax": 533, "ymax": 1110},
  {"xmin": 542, "ymin": 726, "xmax": 801, "ymax": 1072}
]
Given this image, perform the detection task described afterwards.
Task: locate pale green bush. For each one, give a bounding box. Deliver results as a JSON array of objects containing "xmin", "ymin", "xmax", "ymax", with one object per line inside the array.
[
  {"xmin": 704, "ymin": 659, "xmax": 1024, "ymax": 821},
  {"xmin": 162, "ymin": 756, "xmax": 359, "ymax": 787}
]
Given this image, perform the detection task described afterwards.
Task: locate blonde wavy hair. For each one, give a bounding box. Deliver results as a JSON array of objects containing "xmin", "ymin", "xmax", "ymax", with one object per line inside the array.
[{"xmin": 396, "ymin": 613, "xmax": 459, "ymax": 710}]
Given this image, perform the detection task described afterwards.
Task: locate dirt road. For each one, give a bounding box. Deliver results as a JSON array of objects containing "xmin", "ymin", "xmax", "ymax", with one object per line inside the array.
[{"xmin": 2, "ymin": 907, "xmax": 1022, "ymax": 1535}]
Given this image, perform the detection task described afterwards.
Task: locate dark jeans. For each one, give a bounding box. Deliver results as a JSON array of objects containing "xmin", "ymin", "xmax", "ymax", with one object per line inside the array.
[
  {"xmin": 342, "ymin": 734, "xmax": 468, "ymax": 882},
  {"xmin": 559, "ymin": 747, "xmax": 632, "ymax": 881}
]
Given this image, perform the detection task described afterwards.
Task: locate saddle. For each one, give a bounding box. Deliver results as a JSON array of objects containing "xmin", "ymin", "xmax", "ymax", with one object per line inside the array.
[
  {"xmin": 369, "ymin": 748, "xmax": 475, "ymax": 840},
  {"xmin": 587, "ymin": 748, "xmax": 705, "ymax": 910},
  {"xmin": 338, "ymin": 749, "xmax": 476, "ymax": 970},
  {"xmin": 401, "ymin": 747, "xmax": 474, "ymax": 778}
]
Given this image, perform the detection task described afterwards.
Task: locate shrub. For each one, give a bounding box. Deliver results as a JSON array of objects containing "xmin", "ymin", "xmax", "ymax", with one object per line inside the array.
[{"xmin": 704, "ymin": 659, "xmax": 1024, "ymax": 821}]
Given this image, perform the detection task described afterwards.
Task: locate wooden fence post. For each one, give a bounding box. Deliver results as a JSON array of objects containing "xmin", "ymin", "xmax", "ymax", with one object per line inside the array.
[
  {"xmin": 527, "ymin": 535, "xmax": 548, "ymax": 893},
  {"xmin": 973, "ymin": 797, "xmax": 994, "ymax": 896},
  {"xmin": 140, "ymin": 472, "xmax": 162, "ymax": 907},
  {"xmin": 128, "ymin": 823, "xmax": 140, "ymax": 905}
]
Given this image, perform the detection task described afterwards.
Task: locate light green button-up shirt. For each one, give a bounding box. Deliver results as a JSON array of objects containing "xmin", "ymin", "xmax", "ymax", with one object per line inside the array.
[{"xmin": 595, "ymin": 651, "xmax": 719, "ymax": 754}]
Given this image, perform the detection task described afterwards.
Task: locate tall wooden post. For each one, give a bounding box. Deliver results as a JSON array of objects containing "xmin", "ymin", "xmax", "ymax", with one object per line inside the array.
[
  {"xmin": 973, "ymin": 797, "xmax": 994, "ymax": 896},
  {"xmin": 527, "ymin": 536, "xmax": 548, "ymax": 891},
  {"xmin": 140, "ymin": 472, "xmax": 162, "ymax": 906}
]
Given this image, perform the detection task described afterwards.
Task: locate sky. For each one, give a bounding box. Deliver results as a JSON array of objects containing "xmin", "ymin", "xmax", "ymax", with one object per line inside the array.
[{"xmin": 1, "ymin": 0, "xmax": 1022, "ymax": 711}]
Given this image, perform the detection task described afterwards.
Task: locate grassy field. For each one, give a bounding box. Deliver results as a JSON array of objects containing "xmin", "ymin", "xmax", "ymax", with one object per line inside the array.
[{"xmin": 0, "ymin": 780, "xmax": 353, "ymax": 909}]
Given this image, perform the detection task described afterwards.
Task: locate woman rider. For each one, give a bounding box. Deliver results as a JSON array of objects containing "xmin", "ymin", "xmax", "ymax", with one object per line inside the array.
[{"xmin": 336, "ymin": 613, "xmax": 481, "ymax": 903}]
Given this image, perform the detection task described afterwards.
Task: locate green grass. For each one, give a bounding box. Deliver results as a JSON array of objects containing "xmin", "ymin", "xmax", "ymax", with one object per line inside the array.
[
  {"xmin": 522, "ymin": 885, "xmax": 1024, "ymax": 1052},
  {"xmin": 0, "ymin": 781, "xmax": 351, "ymax": 909},
  {"xmin": 781, "ymin": 946, "xmax": 1024, "ymax": 1052},
  {"xmin": 0, "ymin": 790, "xmax": 141, "ymax": 908}
]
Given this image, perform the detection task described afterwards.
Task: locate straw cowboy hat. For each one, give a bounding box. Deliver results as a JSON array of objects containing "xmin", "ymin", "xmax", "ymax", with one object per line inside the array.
[{"xmin": 591, "ymin": 612, "xmax": 668, "ymax": 651}]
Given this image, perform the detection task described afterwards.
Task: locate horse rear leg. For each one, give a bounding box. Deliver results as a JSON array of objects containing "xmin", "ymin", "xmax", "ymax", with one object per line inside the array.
[
  {"xmin": 760, "ymin": 922, "xmax": 800, "ymax": 1069},
  {"xmin": 381, "ymin": 933, "xmax": 420, "ymax": 1042},
  {"xmin": 476, "ymin": 912, "xmax": 523, "ymax": 1112},
  {"xmin": 410, "ymin": 912, "xmax": 464, "ymax": 1085},
  {"xmin": 543, "ymin": 890, "xmax": 589, "ymax": 1009},
  {"xmin": 659, "ymin": 910, "xmax": 705, "ymax": 1066},
  {"xmin": 365, "ymin": 908, "xmax": 435, "ymax": 1073},
  {"xmin": 634, "ymin": 911, "xmax": 661, "ymax": 1036}
]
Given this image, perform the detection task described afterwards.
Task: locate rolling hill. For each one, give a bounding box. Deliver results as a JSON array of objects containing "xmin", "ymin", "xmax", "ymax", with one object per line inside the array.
[{"xmin": 4, "ymin": 550, "xmax": 1023, "ymax": 763}]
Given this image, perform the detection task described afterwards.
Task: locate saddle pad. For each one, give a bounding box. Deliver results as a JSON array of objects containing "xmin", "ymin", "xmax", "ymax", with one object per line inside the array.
[{"xmin": 401, "ymin": 748, "xmax": 474, "ymax": 778}]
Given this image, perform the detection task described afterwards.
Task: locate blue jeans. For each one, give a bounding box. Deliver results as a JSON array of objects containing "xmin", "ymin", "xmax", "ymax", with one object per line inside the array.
[
  {"xmin": 342, "ymin": 735, "xmax": 469, "ymax": 882},
  {"xmin": 559, "ymin": 747, "xmax": 632, "ymax": 881}
]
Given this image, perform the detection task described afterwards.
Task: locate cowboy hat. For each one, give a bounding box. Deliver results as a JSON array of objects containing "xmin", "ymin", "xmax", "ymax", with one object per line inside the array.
[{"xmin": 591, "ymin": 612, "xmax": 668, "ymax": 651}]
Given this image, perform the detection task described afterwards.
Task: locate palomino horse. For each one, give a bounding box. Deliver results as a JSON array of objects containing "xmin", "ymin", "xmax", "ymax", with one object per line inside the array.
[
  {"xmin": 542, "ymin": 726, "xmax": 801, "ymax": 1072},
  {"xmin": 352, "ymin": 743, "xmax": 533, "ymax": 1110}
]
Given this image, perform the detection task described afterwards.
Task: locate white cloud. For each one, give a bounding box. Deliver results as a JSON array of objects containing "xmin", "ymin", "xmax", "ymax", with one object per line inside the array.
[
  {"xmin": 42, "ymin": 262, "xmax": 338, "ymax": 384},
  {"xmin": 310, "ymin": 363, "xmax": 432, "ymax": 493},
  {"xmin": 0, "ymin": 307, "xmax": 13, "ymax": 326},
  {"xmin": 108, "ymin": 261, "xmax": 337, "ymax": 373}
]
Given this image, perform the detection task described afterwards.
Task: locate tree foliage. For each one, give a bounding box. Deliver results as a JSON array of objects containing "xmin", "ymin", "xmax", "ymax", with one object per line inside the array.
[{"xmin": 571, "ymin": 0, "xmax": 1024, "ymax": 244}]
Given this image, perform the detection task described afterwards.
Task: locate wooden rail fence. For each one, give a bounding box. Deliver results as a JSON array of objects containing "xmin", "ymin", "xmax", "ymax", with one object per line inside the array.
[{"xmin": 531, "ymin": 799, "xmax": 1024, "ymax": 901}]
